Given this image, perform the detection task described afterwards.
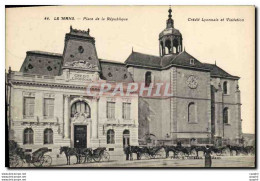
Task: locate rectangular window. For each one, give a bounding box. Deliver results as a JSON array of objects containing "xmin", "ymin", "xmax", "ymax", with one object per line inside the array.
[
  {"xmin": 24, "ymin": 97, "xmax": 35, "ymax": 118},
  {"xmin": 122, "ymin": 102, "xmax": 131, "ymax": 120},
  {"xmin": 44, "ymin": 98, "xmax": 54, "ymax": 118},
  {"xmin": 107, "ymin": 102, "xmax": 115, "ymax": 119}
]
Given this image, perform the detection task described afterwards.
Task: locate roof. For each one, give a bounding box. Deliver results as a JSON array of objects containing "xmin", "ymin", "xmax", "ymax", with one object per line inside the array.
[
  {"xmin": 99, "ymin": 59, "xmax": 133, "ymax": 82},
  {"xmin": 125, "ymin": 52, "xmax": 161, "ymax": 68},
  {"xmin": 163, "ymin": 51, "xmax": 208, "ymax": 70},
  {"xmin": 27, "ymin": 51, "xmax": 63, "ymax": 57},
  {"xmin": 159, "ymin": 27, "xmax": 182, "ymax": 39},
  {"xmin": 20, "ymin": 51, "xmax": 63, "ymax": 76},
  {"xmin": 125, "ymin": 51, "xmax": 239, "ymax": 79},
  {"xmin": 203, "ymin": 63, "xmax": 239, "ymax": 79}
]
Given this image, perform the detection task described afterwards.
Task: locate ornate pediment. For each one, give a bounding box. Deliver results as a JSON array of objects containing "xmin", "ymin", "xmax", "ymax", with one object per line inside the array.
[
  {"xmin": 64, "ymin": 60, "xmax": 98, "ymax": 70},
  {"xmin": 71, "ymin": 113, "xmax": 90, "ymax": 123}
]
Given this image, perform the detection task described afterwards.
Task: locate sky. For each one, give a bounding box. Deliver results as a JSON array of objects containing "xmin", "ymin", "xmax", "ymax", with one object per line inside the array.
[{"xmin": 6, "ymin": 6, "xmax": 255, "ymax": 133}]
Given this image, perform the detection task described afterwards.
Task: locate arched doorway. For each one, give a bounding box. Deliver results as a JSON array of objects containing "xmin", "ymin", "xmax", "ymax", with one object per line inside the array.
[
  {"xmin": 123, "ymin": 130, "xmax": 130, "ymax": 148},
  {"xmin": 71, "ymin": 101, "xmax": 90, "ymax": 148}
]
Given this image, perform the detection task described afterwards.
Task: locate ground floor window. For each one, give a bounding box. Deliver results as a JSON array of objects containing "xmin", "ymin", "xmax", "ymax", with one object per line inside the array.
[
  {"xmin": 107, "ymin": 129, "xmax": 115, "ymax": 144},
  {"xmin": 23, "ymin": 128, "xmax": 34, "ymax": 144},
  {"xmin": 44, "ymin": 128, "xmax": 53, "ymax": 144}
]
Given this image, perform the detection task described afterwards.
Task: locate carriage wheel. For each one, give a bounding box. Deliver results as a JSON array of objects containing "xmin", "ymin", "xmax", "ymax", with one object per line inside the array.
[
  {"xmin": 41, "ymin": 155, "xmax": 52, "ymax": 167},
  {"xmin": 216, "ymin": 151, "xmax": 222, "ymax": 156},
  {"xmin": 157, "ymin": 149, "xmax": 166, "ymax": 159},
  {"xmin": 93, "ymin": 155, "xmax": 101, "ymax": 162},
  {"xmin": 190, "ymin": 149, "xmax": 197, "ymax": 156},
  {"xmin": 33, "ymin": 160, "xmax": 42, "ymax": 167},
  {"xmin": 176, "ymin": 151, "xmax": 184, "ymax": 159},
  {"xmin": 10, "ymin": 155, "xmax": 23, "ymax": 167},
  {"xmin": 101, "ymin": 151, "xmax": 110, "ymax": 162},
  {"xmin": 141, "ymin": 153, "xmax": 150, "ymax": 160},
  {"xmin": 222, "ymin": 148, "xmax": 230, "ymax": 156}
]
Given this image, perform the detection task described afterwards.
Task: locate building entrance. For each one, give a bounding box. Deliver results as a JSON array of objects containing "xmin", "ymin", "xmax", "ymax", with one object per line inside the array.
[{"xmin": 74, "ymin": 125, "xmax": 87, "ymax": 148}]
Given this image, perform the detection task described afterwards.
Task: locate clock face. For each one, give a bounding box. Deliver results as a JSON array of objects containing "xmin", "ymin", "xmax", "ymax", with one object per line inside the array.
[{"xmin": 187, "ymin": 75, "xmax": 198, "ymax": 89}]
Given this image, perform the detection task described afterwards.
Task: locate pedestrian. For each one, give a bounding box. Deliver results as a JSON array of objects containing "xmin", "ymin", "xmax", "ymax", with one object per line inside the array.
[
  {"xmin": 124, "ymin": 144, "xmax": 130, "ymax": 160},
  {"xmin": 204, "ymin": 145, "xmax": 212, "ymax": 167}
]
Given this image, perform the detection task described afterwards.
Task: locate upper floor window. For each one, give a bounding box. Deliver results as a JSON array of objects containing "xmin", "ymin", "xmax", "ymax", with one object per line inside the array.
[
  {"xmin": 223, "ymin": 107, "xmax": 229, "ymax": 124},
  {"xmin": 188, "ymin": 102, "xmax": 196, "ymax": 123},
  {"xmin": 107, "ymin": 129, "xmax": 115, "ymax": 144},
  {"xmin": 44, "ymin": 128, "xmax": 53, "ymax": 144},
  {"xmin": 107, "ymin": 102, "xmax": 115, "ymax": 119},
  {"xmin": 71, "ymin": 101, "xmax": 91, "ymax": 118},
  {"xmin": 122, "ymin": 102, "xmax": 131, "ymax": 120},
  {"xmin": 223, "ymin": 81, "xmax": 228, "ymax": 94},
  {"xmin": 24, "ymin": 128, "xmax": 34, "ymax": 144},
  {"xmin": 145, "ymin": 72, "xmax": 152, "ymax": 87},
  {"xmin": 44, "ymin": 98, "xmax": 54, "ymax": 118},
  {"xmin": 24, "ymin": 97, "xmax": 35, "ymax": 118}
]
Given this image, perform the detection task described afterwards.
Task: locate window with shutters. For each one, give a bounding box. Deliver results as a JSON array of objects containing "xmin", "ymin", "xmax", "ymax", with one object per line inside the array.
[
  {"xmin": 107, "ymin": 102, "xmax": 115, "ymax": 119},
  {"xmin": 23, "ymin": 128, "xmax": 34, "ymax": 144},
  {"xmin": 24, "ymin": 97, "xmax": 35, "ymax": 118},
  {"xmin": 122, "ymin": 102, "xmax": 131, "ymax": 120},
  {"xmin": 44, "ymin": 128, "xmax": 53, "ymax": 144},
  {"xmin": 44, "ymin": 98, "xmax": 54, "ymax": 118}
]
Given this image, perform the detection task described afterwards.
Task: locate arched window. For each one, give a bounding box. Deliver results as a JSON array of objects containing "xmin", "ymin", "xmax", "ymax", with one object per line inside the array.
[
  {"xmin": 223, "ymin": 81, "xmax": 228, "ymax": 94},
  {"xmin": 24, "ymin": 128, "xmax": 34, "ymax": 144},
  {"xmin": 145, "ymin": 72, "xmax": 152, "ymax": 87},
  {"xmin": 188, "ymin": 102, "xmax": 196, "ymax": 123},
  {"xmin": 44, "ymin": 128, "xmax": 53, "ymax": 144},
  {"xmin": 71, "ymin": 101, "xmax": 91, "ymax": 118},
  {"xmin": 107, "ymin": 129, "xmax": 115, "ymax": 144},
  {"xmin": 223, "ymin": 107, "xmax": 229, "ymax": 124},
  {"xmin": 165, "ymin": 39, "xmax": 171, "ymax": 54},
  {"xmin": 173, "ymin": 39, "xmax": 179, "ymax": 53}
]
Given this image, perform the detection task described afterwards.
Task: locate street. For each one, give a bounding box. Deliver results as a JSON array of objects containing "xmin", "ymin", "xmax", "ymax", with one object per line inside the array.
[{"xmin": 54, "ymin": 155, "xmax": 255, "ymax": 168}]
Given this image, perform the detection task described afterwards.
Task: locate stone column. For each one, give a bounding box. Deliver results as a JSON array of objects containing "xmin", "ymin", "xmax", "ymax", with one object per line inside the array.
[
  {"xmin": 64, "ymin": 95, "xmax": 70, "ymax": 138},
  {"xmin": 171, "ymin": 37, "xmax": 173, "ymax": 53},
  {"xmin": 91, "ymin": 96, "xmax": 99, "ymax": 139}
]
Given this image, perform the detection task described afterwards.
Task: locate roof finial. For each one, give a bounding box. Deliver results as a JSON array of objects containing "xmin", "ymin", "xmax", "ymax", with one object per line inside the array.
[
  {"xmin": 168, "ymin": 6, "xmax": 172, "ymax": 19},
  {"xmin": 166, "ymin": 6, "xmax": 174, "ymax": 28},
  {"xmin": 70, "ymin": 25, "xmax": 72, "ymax": 32},
  {"xmin": 132, "ymin": 46, "xmax": 134, "ymax": 53},
  {"xmin": 215, "ymin": 60, "xmax": 216, "ymax": 65},
  {"xmin": 184, "ymin": 47, "xmax": 185, "ymax": 52}
]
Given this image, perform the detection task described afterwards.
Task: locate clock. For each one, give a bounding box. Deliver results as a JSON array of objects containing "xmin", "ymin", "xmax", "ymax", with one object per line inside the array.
[{"xmin": 187, "ymin": 75, "xmax": 198, "ymax": 89}]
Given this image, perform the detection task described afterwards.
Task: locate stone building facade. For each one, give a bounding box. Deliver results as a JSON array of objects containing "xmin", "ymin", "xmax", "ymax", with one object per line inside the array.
[{"xmin": 7, "ymin": 8, "xmax": 242, "ymax": 156}]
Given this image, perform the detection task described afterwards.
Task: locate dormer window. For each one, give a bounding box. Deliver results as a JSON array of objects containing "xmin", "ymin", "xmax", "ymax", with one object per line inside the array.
[
  {"xmin": 78, "ymin": 46, "xmax": 84, "ymax": 53},
  {"xmin": 190, "ymin": 58, "xmax": 195, "ymax": 65}
]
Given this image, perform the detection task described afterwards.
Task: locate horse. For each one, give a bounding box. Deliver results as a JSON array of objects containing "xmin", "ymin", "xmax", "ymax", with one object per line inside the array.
[
  {"xmin": 60, "ymin": 146, "xmax": 81, "ymax": 165},
  {"xmin": 226, "ymin": 145, "xmax": 240, "ymax": 156},
  {"xmin": 239, "ymin": 146, "xmax": 254, "ymax": 155},
  {"xmin": 163, "ymin": 145, "xmax": 176, "ymax": 158}
]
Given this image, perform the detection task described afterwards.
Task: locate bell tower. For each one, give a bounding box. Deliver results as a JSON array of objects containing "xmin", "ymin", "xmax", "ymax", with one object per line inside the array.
[{"xmin": 159, "ymin": 7, "xmax": 183, "ymax": 56}]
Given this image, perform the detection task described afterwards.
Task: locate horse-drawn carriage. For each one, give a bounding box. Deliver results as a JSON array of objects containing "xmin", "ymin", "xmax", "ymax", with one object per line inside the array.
[
  {"xmin": 60, "ymin": 146, "xmax": 110, "ymax": 165},
  {"xmin": 124, "ymin": 144, "xmax": 255, "ymax": 161},
  {"xmin": 9, "ymin": 140, "xmax": 52, "ymax": 167}
]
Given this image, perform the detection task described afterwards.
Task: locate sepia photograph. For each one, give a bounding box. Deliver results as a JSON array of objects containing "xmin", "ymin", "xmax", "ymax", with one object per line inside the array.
[{"xmin": 5, "ymin": 5, "xmax": 255, "ymax": 168}]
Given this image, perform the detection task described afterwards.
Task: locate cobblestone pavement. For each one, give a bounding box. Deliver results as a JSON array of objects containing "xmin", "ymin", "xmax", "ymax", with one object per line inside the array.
[{"xmin": 54, "ymin": 156, "xmax": 255, "ymax": 168}]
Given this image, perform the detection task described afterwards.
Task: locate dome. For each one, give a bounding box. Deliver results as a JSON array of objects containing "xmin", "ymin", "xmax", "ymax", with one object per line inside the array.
[{"xmin": 159, "ymin": 27, "xmax": 182, "ymax": 39}]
